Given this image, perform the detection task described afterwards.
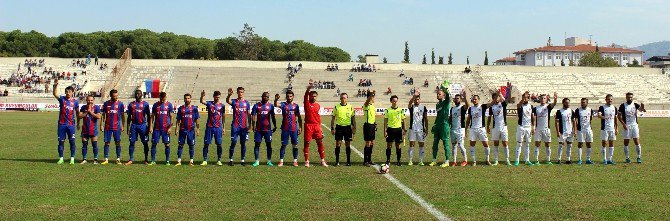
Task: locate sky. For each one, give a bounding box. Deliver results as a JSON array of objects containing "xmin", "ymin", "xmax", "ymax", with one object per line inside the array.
[{"xmin": 1, "ymin": 0, "xmax": 668, "ymax": 64}]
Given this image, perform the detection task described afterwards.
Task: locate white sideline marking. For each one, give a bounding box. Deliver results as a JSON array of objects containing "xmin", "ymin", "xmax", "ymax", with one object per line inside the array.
[{"xmin": 321, "ymin": 124, "xmax": 450, "ymax": 221}]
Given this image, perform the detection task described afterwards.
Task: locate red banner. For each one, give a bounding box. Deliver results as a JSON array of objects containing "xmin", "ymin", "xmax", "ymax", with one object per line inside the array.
[{"xmin": 151, "ymin": 79, "xmax": 160, "ymax": 98}]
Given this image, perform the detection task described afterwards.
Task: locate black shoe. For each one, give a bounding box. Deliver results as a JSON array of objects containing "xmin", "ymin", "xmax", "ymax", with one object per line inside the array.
[
  {"xmin": 227, "ymin": 161, "xmax": 233, "ymax": 166},
  {"xmin": 566, "ymin": 161, "xmax": 572, "ymax": 164},
  {"xmin": 396, "ymin": 162, "xmax": 401, "ymax": 166},
  {"xmin": 385, "ymin": 161, "xmax": 390, "ymax": 165},
  {"xmin": 241, "ymin": 162, "xmax": 246, "ymax": 166},
  {"xmin": 334, "ymin": 162, "xmax": 340, "ymax": 167},
  {"xmin": 345, "ymin": 162, "xmax": 352, "ymax": 166}
]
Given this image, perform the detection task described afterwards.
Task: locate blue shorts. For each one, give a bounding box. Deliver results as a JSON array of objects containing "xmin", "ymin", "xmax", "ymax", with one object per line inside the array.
[
  {"xmin": 204, "ymin": 127, "xmax": 223, "ymax": 145},
  {"xmin": 281, "ymin": 130, "xmax": 299, "ymax": 145},
  {"xmin": 178, "ymin": 130, "xmax": 196, "ymax": 145},
  {"xmin": 254, "ymin": 131, "xmax": 273, "ymax": 143},
  {"xmin": 81, "ymin": 128, "xmax": 98, "ymax": 138},
  {"xmin": 230, "ymin": 127, "xmax": 249, "ymax": 143},
  {"xmin": 129, "ymin": 124, "xmax": 149, "ymax": 143},
  {"xmin": 57, "ymin": 125, "xmax": 76, "ymax": 141},
  {"xmin": 104, "ymin": 130, "xmax": 121, "ymax": 143},
  {"xmin": 152, "ymin": 130, "xmax": 171, "ymax": 144}
]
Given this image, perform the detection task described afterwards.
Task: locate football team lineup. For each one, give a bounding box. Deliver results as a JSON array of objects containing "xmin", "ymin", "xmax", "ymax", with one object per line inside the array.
[{"xmin": 53, "ymin": 77, "xmax": 648, "ymax": 169}]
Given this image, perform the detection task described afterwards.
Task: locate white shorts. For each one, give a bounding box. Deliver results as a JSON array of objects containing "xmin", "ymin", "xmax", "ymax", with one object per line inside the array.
[
  {"xmin": 450, "ymin": 128, "xmax": 465, "ymax": 144},
  {"xmin": 622, "ymin": 124, "xmax": 639, "ymax": 139},
  {"xmin": 558, "ymin": 132, "xmax": 574, "ymax": 143},
  {"xmin": 469, "ymin": 128, "xmax": 488, "ymax": 142},
  {"xmin": 408, "ymin": 130, "xmax": 426, "ymax": 142},
  {"xmin": 516, "ymin": 126, "xmax": 532, "ymax": 143},
  {"xmin": 491, "ymin": 127, "xmax": 509, "ymax": 142},
  {"xmin": 601, "ymin": 130, "xmax": 616, "ymax": 141},
  {"xmin": 534, "ymin": 128, "xmax": 552, "ymax": 143},
  {"xmin": 576, "ymin": 129, "xmax": 593, "ymax": 143}
]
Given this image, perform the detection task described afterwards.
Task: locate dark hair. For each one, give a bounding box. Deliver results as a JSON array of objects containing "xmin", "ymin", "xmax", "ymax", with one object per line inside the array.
[
  {"xmin": 213, "ymin": 91, "xmax": 221, "ymax": 96},
  {"xmin": 605, "ymin": 94, "xmax": 613, "ymax": 99},
  {"xmin": 310, "ymin": 91, "xmax": 318, "ymax": 96},
  {"xmin": 390, "ymin": 95, "xmax": 398, "ymax": 101},
  {"xmin": 160, "ymin": 92, "xmax": 167, "ymax": 98},
  {"xmin": 454, "ymin": 94, "xmax": 462, "ymax": 98},
  {"xmin": 86, "ymin": 95, "xmax": 94, "ymax": 99},
  {"xmin": 625, "ymin": 92, "xmax": 634, "ymax": 96},
  {"xmin": 135, "ymin": 89, "xmax": 142, "ymax": 94},
  {"xmin": 184, "ymin": 93, "xmax": 191, "ymax": 98},
  {"xmin": 366, "ymin": 91, "xmax": 375, "ymax": 97},
  {"xmin": 236, "ymin": 87, "xmax": 244, "ymax": 92},
  {"xmin": 340, "ymin": 93, "xmax": 348, "ymax": 97},
  {"xmin": 110, "ymin": 89, "xmax": 118, "ymax": 95},
  {"xmin": 581, "ymin": 98, "xmax": 588, "ymax": 102},
  {"xmin": 65, "ymin": 86, "xmax": 74, "ymax": 92},
  {"xmin": 285, "ymin": 90, "xmax": 294, "ymax": 96},
  {"xmin": 562, "ymin": 98, "xmax": 570, "ymax": 103},
  {"xmin": 472, "ymin": 95, "xmax": 480, "ymax": 100}
]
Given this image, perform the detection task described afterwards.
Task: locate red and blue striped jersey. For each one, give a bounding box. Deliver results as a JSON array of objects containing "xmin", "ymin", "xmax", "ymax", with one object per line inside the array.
[
  {"xmin": 80, "ymin": 104, "xmax": 100, "ymax": 134},
  {"xmin": 231, "ymin": 99, "xmax": 250, "ymax": 129},
  {"xmin": 280, "ymin": 102, "xmax": 300, "ymax": 131},
  {"xmin": 152, "ymin": 102, "xmax": 174, "ymax": 131},
  {"xmin": 127, "ymin": 101, "xmax": 150, "ymax": 125},
  {"xmin": 252, "ymin": 102, "xmax": 274, "ymax": 132},
  {"xmin": 205, "ymin": 101, "xmax": 225, "ymax": 128},
  {"xmin": 177, "ymin": 105, "xmax": 200, "ymax": 131},
  {"xmin": 58, "ymin": 96, "xmax": 78, "ymax": 126},
  {"xmin": 102, "ymin": 100, "xmax": 124, "ymax": 131}
]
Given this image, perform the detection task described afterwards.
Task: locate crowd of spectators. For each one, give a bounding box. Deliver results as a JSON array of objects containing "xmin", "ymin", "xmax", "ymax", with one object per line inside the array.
[
  {"xmin": 351, "ymin": 64, "xmax": 376, "ymax": 72},
  {"xmin": 358, "ymin": 79, "xmax": 372, "ymax": 87},
  {"xmin": 326, "ymin": 64, "xmax": 339, "ymax": 71},
  {"xmin": 312, "ymin": 80, "xmax": 336, "ymax": 89}
]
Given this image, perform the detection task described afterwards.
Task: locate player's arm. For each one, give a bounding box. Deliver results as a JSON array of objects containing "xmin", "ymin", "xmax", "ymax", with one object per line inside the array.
[
  {"xmin": 597, "ymin": 106, "xmax": 605, "ymax": 119},
  {"xmin": 383, "ymin": 116, "xmax": 388, "ymax": 138},
  {"xmin": 408, "ymin": 92, "xmax": 416, "ymax": 109},
  {"xmin": 531, "ymin": 109, "xmax": 536, "ymax": 133},
  {"xmin": 226, "ymin": 88, "xmax": 233, "ymax": 105},
  {"xmin": 100, "ymin": 107, "xmax": 105, "ymax": 132},
  {"xmin": 120, "ymin": 104, "xmax": 125, "ymax": 132},
  {"xmin": 174, "ymin": 111, "xmax": 181, "ymax": 136},
  {"xmin": 617, "ymin": 103, "xmax": 628, "ymax": 129},
  {"xmin": 305, "ymin": 79, "xmax": 313, "ymax": 104},
  {"xmin": 639, "ymin": 103, "xmax": 646, "ymax": 112},
  {"xmin": 351, "ymin": 109, "xmax": 356, "ymax": 135},
  {"xmin": 199, "ymin": 90, "xmax": 207, "ymax": 105},
  {"xmin": 221, "ymin": 107, "xmax": 226, "ymax": 135},
  {"xmin": 554, "ymin": 114, "xmax": 560, "ymax": 137},
  {"xmin": 273, "ymin": 94, "xmax": 280, "ymax": 107},
  {"xmin": 465, "ymin": 110, "xmax": 471, "ymax": 135},
  {"xmin": 194, "ymin": 108, "xmax": 200, "ymax": 137},
  {"xmin": 550, "ymin": 92, "xmax": 558, "ymax": 108},
  {"xmin": 401, "ymin": 115, "xmax": 406, "ymax": 136},
  {"xmin": 52, "ymin": 78, "xmax": 59, "ymax": 100},
  {"xmin": 486, "ymin": 113, "xmax": 492, "ymax": 134},
  {"xmin": 422, "ymin": 106, "xmax": 429, "ymax": 133},
  {"xmin": 330, "ymin": 109, "xmax": 336, "ymax": 135},
  {"xmin": 296, "ymin": 105, "xmax": 303, "ymax": 134},
  {"xmin": 246, "ymin": 106, "xmax": 252, "ymax": 131},
  {"xmin": 463, "ymin": 90, "xmax": 470, "ymax": 109},
  {"xmin": 571, "ymin": 111, "xmax": 577, "ymax": 135},
  {"xmin": 251, "ymin": 107, "xmax": 257, "ymax": 132},
  {"xmin": 271, "ymin": 106, "xmax": 277, "ymax": 132},
  {"xmin": 614, "ymin": 108, "xmax": 619, "ymax": 134}
]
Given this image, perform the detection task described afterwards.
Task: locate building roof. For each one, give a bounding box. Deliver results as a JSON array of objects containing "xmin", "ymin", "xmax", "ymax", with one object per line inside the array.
[
  {"xmin": 495, "ymin": 57, "xmax": 516, "ymax": 62},
  {"xmin": 646, "ymin": 56, "xmax": 670, "ymax": 62},
  {"xmin": 514, "ymin": 44, "xmax": 643, "ymax": 54}
]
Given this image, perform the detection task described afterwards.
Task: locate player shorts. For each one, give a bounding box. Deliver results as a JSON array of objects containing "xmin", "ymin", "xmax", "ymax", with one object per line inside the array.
[
  {"xmin": 534, "ymin": 128, "xmax": 551, "ymax": 143},
  {"xmin": 491, "ymin": 127, "xmax": 509, "ymax": 142},
  {"xmin": 601, "ymin": 130, "xmax": 616, "ymax": 141},
  {"xmin": 450, "ymin": 128, "xmax": 465, "ymax": 144},
  {"xmin": 304, "ymin": 124, "xmax": 324, "ymax": 142},
  {"xmin": 104, "ymin": 130, "xmax": 122, "ymax": 143},
  {"xmin": 335, "ymin": 125, "xmax": 353, "ymax": 141},
  {"xmin": 516, "ymin": 126, "xmax": 532, "ymax": 143},
  {"xmin": 152, "ymin": 130, "xmax": 171, "ymax": 144},
  {"xmin": 230, "ymin": 127, "xmax": 249, "ymax": 143},
  {"xmin": 254, "ymin": 131, "xmax": 273, "ymax": 143},
  {"xmin": 281, "ymin": 130, "xmax": 299, "ymax": 145},
  {"xmin": 408, "ymin": 130, "xmax": 425, "ymax": 142},
  {"xmin": 469, "ymin": 128, "xmax": 488, "ymax": 142},
  {"xmin": 178, "ymin": 130, "xmax": 196, "ymax": 145},
  {"xmin": 204, "ymin": 127, "xmax": 223, "ymax": 145},
  {"xmin": 57, "ymin": 125, "xmax": 76, "ymax": 141},
  {"xmin": 558, "ymin": 132, "xmax": 574, "ymax": 143},
  {"xmin": 385, "ymin": 127, "xmax": 403, "ymax": 143},
  {"xmin": 576, "ymin": 129, "xmax": 593, "ymax": 143},
  {"xmin": 129, "ymin": 123, "xmax": 149, "ymax": 143},
  {"xmin": 623, "ymin": 124, "xmax": 640, "ymax": 139},
  {"xmin": 363, "ymin": 123, "xmax": 376, "ymax": 141}
]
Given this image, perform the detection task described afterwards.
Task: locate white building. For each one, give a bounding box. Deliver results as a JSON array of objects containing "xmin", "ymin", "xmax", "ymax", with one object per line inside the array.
[
  {"xmin": 494, "ymin": 57, "xmax": 516, "ymax": 66},
  {"xmin": 513, "ymin": 38, "xmax": 644, "ymax": 67}
]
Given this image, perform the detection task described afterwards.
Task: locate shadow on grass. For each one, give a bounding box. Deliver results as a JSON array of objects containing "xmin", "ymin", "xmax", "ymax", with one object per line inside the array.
[{"xmin": 0, "ymin": 158, "xmax": 57, "ymax": 164}]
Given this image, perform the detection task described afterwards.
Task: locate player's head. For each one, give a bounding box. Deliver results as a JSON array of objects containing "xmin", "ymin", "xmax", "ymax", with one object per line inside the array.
[
  {"xmin": 491, "ymin": 92, "xmax": 499, "ymax": 103},
  {"xmin": 183, "ymin": 93, "xmax": 191, "ymax": 105},
  {"xmin": 213, "ymin": 90, "xmax": 221, "ymax": 103},
  {"xmin": 134, "ymin": 89, "xmax": 142, "ymax": 101},
  {"xmin": 159, "ymin": 92, "xmax": 167, "ymax": 102},
  {"xmin": 605, "ymin": 94, "xmax": 613, "ymax": 105},
  {"xmin": 261, "ymin": 92, "xmax": 270, "ymax": 103},
  {"xmin": 236, "ymin": 87, "xmax": 245, "ymax": 98},
  {"xmin": 390, "ymin": 95, "xmax": 398, "ymax": 107},
  {"xmin": 625, "ymin": 92, "xmax": 634, "ymax": 104},
  {"xmin": 339, "ymin": 93, "xmax": 348, "ymax": 104},
  {"xmin": 86, "ymin": 95, "xmax": 95, "ymax": 105},
  {"xmin": 540, "ymin": 94, "xmax": 547, "ymax": 104},
  {"xmin": 285, "ymin": 90, "xmax": 294, "ymax": 102},
  {"xmin": 562, "ymin": 98, "xmax": 570, "ymax": 108},
  {"xmin": 109, "ymin": 89, "xmax": 118, "ymax": 101},
  {"xmin": 413, "ymin": 95, "xmax": 421, "ymax": 105},
  {"xmin": 309, "ymin": 91, "xmax": 318, "ymax": 102},
  {"xmin": 580, "ymin": 98, "xmax": 588, "ymax": 108},
  {"xmin": 471, "ymin": 95, "xmax": 480, "ymax": 105},
  {"xmin": 522, "ymin": 91, "xmax": 530, "ymax": 104},
  {"xmin": 453, "ymin": 94, "xmax": 462, "ymax": 104},
  {"xmin": 367, "ymin": 90, "xmax": 376, "ymax": 103},
  {"xmin": 437, "ymin": 90, "xmax": 446, "ymax": 100},
  {"xmin": 64, "ymin": 86, "xmax": 74, "ymax": 98}
]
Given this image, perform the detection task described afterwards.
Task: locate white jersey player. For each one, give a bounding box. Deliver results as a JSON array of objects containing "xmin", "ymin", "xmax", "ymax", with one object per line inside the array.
[
  {"xmin": 573, "ymin": 98, "xmax": 595, "ymax": 164},
  {"xmin": 449, "ymin": 92, "xmax": 469, "ymax": 167},
  {"xmin": 515, "ymin": 91, "xmax": 534, "ymax": 166},
  {"xmin": 486, "ymin": 91, "xmax": 509, "ymax": 166},
  {"xmin": 466, "ymin": 95, "xmax": 489, "ymax": 166},
  {"xmin": 554, "ymin": 98, "xmax": 576, "ymax": 164},
  {"xmin": 618, "ymin": 92, "xmax": 645, "ymax": 164},
  {"xmin": 598, "ymin": 94, "xmax": 618, "ymax": 165},
  {"xmin": 407, "ymin": 90, "xmax": 428, "ymax": 165},
  {"xmin": 532, "ymin": 92, "xmax": 557, "ymax": 165}
]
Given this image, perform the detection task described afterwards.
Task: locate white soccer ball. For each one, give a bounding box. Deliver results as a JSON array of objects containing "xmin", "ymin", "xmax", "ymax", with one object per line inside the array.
[{"xmin": 379, "ymin": 164, "xmax": 390, "ymax": 174}]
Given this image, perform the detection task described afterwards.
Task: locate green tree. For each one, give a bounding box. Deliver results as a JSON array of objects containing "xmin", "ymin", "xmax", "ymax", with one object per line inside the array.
[
  {"xmin": 235, "ymin": 23, "xmax": 261, "ymax": 60},
  {"xmin": 569, "ymin": 58, "xmax": 575, "ymax": 66},
  {"xmin": 422, "ymin": 54, "xmax": 427, "ymax": 64},
  {"xmin": 438, "ymin": 56, "xmax": 444, "ymax": 64},
  {"xmin": 467, "ymin": 56, "xmax": 470, "ymax": 65},
  {"xmin": 578, "ymin": 51, "xmax": 619, "ymax": 67},
  {"xmin": 484, "ymin": 51, "xmax": 489, "ymax": 65},
  {"xmin": 431, "ymin": 48, "xmax": 436, "ymax": 64},
  {"xmin": 448, "ymin": 52, "xmax": 453, "ymax": 64},
  {"xmin": 357, "ymin": 55, "xmax": 366, "ymax": 63},
  {"xmin": 383, "ymin": 57, "xmax": 388, "ymax": 63},
  {"xmin": 628, "ymin": 59, "xmax": 642, "ymax": 67},
  {"xmin": 403, "ymin": 41, "xmax": 410, "ymax": 63}
]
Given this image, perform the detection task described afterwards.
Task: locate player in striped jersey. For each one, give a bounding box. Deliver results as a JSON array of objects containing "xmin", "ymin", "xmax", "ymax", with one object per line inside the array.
[
  {"xmin": 200, "ymin": 90, "xmax": 225, "ymax": 166},
  {"xmin": 175, "ymin": 94, "xmax": 200, "ymax": 166},
  {"xmin": 465, "ymin": 95, "xmax": 489, "ymax": 166},
  {"xmin": 53, "ymin": 78, "xmax": 79, "ymax": 164},
  {"xmin": 77, "ymin": 95, "xmax": 100, "ymax": 164},
  {"xmin": 486, "ymin": 91, "xmax": 509, "ymax": 166},
  {"xmin": 226, "ymin": 87, "xmax": 252, "ymax": 166},
  {"xmin": 448, "ymin": 92, "xmax": 468, "ymax": 167},
  {"xmin": 100, "ymin": 89, "xmax": 125, "ymax": 165},
  {"xmin": 532, "ymin": 92, "xmax": 557, "ymax": 165},
  {"xmin": 126, "ymin": 90, "xmax": 151, "ymax": 165},
  {"xmin": 274, "ymin": 91, "xmax": 303, "ymax": 167},
  {"xmin": 573, "ymin": 98, "xmax": 595, "ymax": 164},
  {"xmin": 515, "ymin": 91, "xmax": 534, "ymax": 166},
  {"xmin": 554, "ymin": 98, "xmax": 576, "ymax": 164},
  {"xmin": 618, "ymin": 92, "xmax": 646, "ymax": 164},
  {"xmin": 362, "ymin": 90, "xmax": 377, "ymax": 166},
  {"xmin": 407, "ymin": 89, "xmax": 428, "ymax": 166},
  {"xmin": 251, "ymin": 92, "xmax": 277, "ymax": 167},
  {"xmin": 150, "ymin": 92, "xmax": 174, "ymax": 165},
  {"xmin": 597, "ymin": 94, "xmax": 618, "ymax": 165}
]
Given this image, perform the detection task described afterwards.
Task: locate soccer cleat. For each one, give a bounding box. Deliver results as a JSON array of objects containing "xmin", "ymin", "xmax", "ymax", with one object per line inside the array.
[
  {"xmin": 241, "ymin": 162, "xmax": 246, "ymax": 166},
  {"xmin": 100, "ymin": 159, "xmax": 109, "ymax": 165},
  {"xmin": 513, "ymin": 161, "xmax": 519, "ymax": 166},
  {"xmin": 346, "ymin": 162, "xmax": 352, "ymax": 166},
  {"xmin": 505, "ymin": 160, "xmax": 511, "ymax": 166},
  {"xmin": 57, "ymin": 158, "xmax": 64, "ymax": 164},
  {"xmin": 293, "ymin": 161, "xmax": 299, "ymax": 167},
  {"xmin": 267, "ymin": 161, "xmax": 274, "ymax": 166},
  {"xmin": 175, "ymin": 162, "xmax": 182, "ymax": 166},
  {"xmin": 408, "ymin": 161, "xmax": 414, "ymax": 166},
  {"xmin": 625, "ymin": 158, "xmax": 631, "ymax": 163},
  {"xmin": 200, "ymin": 161, "xmax": 208, "ymax": 166},
  {"xmin": 472, "ymin": 162, "xmax": 477, "ymax": 166},
  {"xmin": 492, "ymin": 161, "xmax": 499, "ymax": 166},
  {"xmin": 144, "ymin": 161, "xmax": 149, "ymax": 165},
  {"xmin": 429, "ymin": 162, "xmax": 437, "ymax": 167},
  {"xmin": 189, "ymin": 161, "xmax": 194, "ymax": 166},
  {"xmin": 637, "ymin": 157, "xmax": 642, "ymax": 164},
  {"xmin": 252, "ymin": 161, "xmax": 259, "ymax": 167},
  {"xmin": 69, "ymin": 158, "xmax": 75, "ymax": 165},
  {"xmin": 486, "ymin": 161, "xmax": 492, "ymax": 166},
  {"xmin": 460, "ymin": 161, "xmax": 468, "ymax": 167},
  {"xmin": 555, "ymin": 161, "xmax": 561, "ymax": 165},
  {"xmin": 418, "ymin": 162, "xmax": 425, "ymax": 166},
  {"xmin": 525, "ymin": 161, "xmax": 533, "ymax": 166},
  {"xmin": 577, "ymin": 160, "xmax": 583, "ymax": 165},
  {"xmin": 450, "ymin": 162, "xmax": 457, "ymax": 167},
  {"xmin": 440, "ymin": 162, "xmax": 449, "ymax": 168},
  {"xmin": 305, "ymin": 161, "xmax": 310, "ymax": 167},
  {"xmin": 116, "ymin": 159, "xmax": 122, "ymax": 165},
  {"xmin": 534, "ymin": 161, "xmax": 541, "ymax": 165},
  {"xmin": 545, "ymin": 161, "xmax": 553, "ymax": 165},
  {"xmin": 565, "ymin": 161, "xmax": 572, "ymax": 165},
  {"xmin": 607, "ymin": 160, "xmax": 616, "ymax": 165},
  {"xmin": 334, "ymin": 162, "xmax": 340, "ymax": 167},
  {"xmin": 320, "ymin": 160, "xmax": 328, "ymax": 167},
  {"xmin": 602, "ymin": 160, "xmax": 608, "ymax": 165},
  {"xmin": 585, "ymin": 160, "xmax": 594, "ymax": 165},
  {"xmin": 165, "ymin": 161, "xmax": 171, "ymax": 166},
  {"xmin": 80, "ymin": 160, "xmax": 88, "ymax": 165},
  {"xmin": 124, "ymin": 161, "xmax": 133, "ymax": 166},
  {"xmin": 93, "ymin": 160, "xmax": 99, "ymax": 164},
  {"xmin": 278, "ymin": 161, "xmax": 284, "ymax": 167},
  {"xmin": 396, "ymin": 162, "xmax": 401, "ymax": 166},
  {"xmin": 148, "ymin": 161, "xmax": 156, "ymax": 165}
]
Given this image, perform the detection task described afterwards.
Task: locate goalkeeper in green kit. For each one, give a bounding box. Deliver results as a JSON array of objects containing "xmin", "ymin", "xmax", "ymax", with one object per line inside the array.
[{"xmin": 430, "ymin": 80, "xmax": 451, "ymax": 167}]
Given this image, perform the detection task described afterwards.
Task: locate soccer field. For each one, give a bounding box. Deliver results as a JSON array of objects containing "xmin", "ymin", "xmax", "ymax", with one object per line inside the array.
[{"xmin": 0, "ymin": 112, "xmax": 669, "ymax": 220}]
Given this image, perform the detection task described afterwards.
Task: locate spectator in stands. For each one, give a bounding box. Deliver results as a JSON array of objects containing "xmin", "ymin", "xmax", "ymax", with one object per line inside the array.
[
  {"xmin": 3, "ymin": 89, "xmax": 7, "ymax": 96},
  {"xmin": 423, "ymin": 79, "xmax": 429, "ymax": 87},
  {"xmin": 386, "ymin": 87, "xmax": 392, "ymax": 95},
  {"xmin": 399, "ymin": 69, "xmax": 405, "ymax": 77},
  {"xmin": 348, "ymin": 73, "xmax": 354, "ymax": 81}
]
